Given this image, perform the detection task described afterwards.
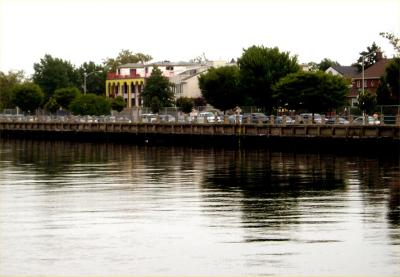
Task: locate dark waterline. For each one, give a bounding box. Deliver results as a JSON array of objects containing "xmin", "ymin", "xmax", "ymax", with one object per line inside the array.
[{"xmin": 0, "ymin": 139, "xmax": 399, "ymax": 275}]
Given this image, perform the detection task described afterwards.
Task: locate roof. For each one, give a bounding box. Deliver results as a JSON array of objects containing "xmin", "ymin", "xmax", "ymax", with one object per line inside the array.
[
  {"xmin": 117, "ymin": 61, "xmax": 200, "ymax": 69},
  {"xmin": 117, "ymin": 63, "xmax": 146, "ymax": 68},
  {"xmin": 353, "ymin": 59, "xmax": 391, "ymax": 79},
  {"xmin": 330, "ymin": 65, "xmax": 358, "ymax": 78}
]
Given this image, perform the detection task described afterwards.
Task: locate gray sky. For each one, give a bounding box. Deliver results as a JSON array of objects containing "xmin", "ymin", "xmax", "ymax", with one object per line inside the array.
[{"xmin": 1, "ymin": 0, "xmax": 399, "ymax": 76}]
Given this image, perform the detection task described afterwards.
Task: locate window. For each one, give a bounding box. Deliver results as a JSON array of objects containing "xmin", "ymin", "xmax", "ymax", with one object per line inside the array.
[
  {"xmin": 166, "ymin": 66, "xmax": 174, "ymax": 70},
  {"xmin": 371, "ymin": 80, "xmax": 374, "ymax": 87},
  {"xmin": 357, "ymin": 81, "xmax": 360, "ymax": 88}
]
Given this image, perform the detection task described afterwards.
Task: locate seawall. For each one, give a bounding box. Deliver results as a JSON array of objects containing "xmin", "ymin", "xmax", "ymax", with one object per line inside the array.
[{"xmin": 0, "ymin": 121, "xmax": 399, "ymax": 153}]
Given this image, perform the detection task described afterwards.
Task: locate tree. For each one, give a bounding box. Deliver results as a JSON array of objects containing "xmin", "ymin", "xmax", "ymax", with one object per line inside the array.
[
  {"xmin": 273, "ymin": 71, "xmax": 348, "ymax": 113},
  {"xmin": 69, "ymin": 94, "xmax": 111, "ymax": 116},
  {"xmin": 237, "ymin": 45, "xmax": 300, "ymax": 112},
  {"xmin": 357, "ymin": 89, "xmax": 377, "ymax": 115},
  {"xmin": 176, "ymin": 97, "xmax": 194, "ymax": 113},
  {"xmin": 54, "ymin": 87, "xmax": 81, "ymax": 109},
  {"xmin": 376, "ymin": 57, "xmax": 400, "ymax": 105},
  {"xmin": 77, "ymin": 61, "xmax": 106, "ymax": 95},
  {"xmin": 111, "ymin": 96, "xmax": 125, "ymax": 112},
  {"xmin": 141, "ymin": 66, "xmax": 174, "ymax": 108},
  {"xmin": 353, "ymin": 42, "xmax": 381, "ymax": 72},
  {"xmin": 189, "ymin": 53, "xmax": 208, "ymax": 64},
  {"xmin": 317, "ymin": 58, "xmax": 340, "ymax": 71},
  {"xmin": 193, "ymin": 97, "xmax": 207, "ymax": 107},
  {"xmin": 11, "ymin": 83, "xmax": 44, "ymax": 114},
  {"xmin": 0, "ymin": 70, "xmax": 25, "ymax": 110},
  {"xmin": 104, "ymin": 49, "xmax": 152, "ymax": 72},
  {"xmin": 198, "ymin": 66, "xmax": 242, "ymax": 111},
  {"xmin": 44, "ymin": 97, "xmax": 60, "ymax": 114},
  {"xmin": 150, "ymin": 96, "xmax": 162, "ymax": 114},
  {"xmin": 33, "ymin": 54, "xmax": 80, "ymax": 101},
  {"xmin": 379, "ymin": 32, "xmax": 400, "ymax": 54}
]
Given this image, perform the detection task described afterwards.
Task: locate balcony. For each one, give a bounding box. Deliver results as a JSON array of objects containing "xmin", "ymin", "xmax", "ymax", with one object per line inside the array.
[{"xmin": 107, "ymin": 73, "xmax": 142, "ymax": 80}]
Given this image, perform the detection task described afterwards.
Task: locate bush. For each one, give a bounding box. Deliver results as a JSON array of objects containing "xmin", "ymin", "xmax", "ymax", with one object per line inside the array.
[
  {"xmin": 111, "ymin": 96, "xmax": 125, "ymax": 112},
  {"xmin": 12, "ymin": 82, "xmax": 44, "ymax": 114},
  {"xmin": 176, "ymin": 97, "xmax": 194, "ymax": 114},
  {"xmin": 54, "ymin": 87, "xmax": 81, "ymax": 109},
  {"xmin": 44, "ymin": 97, "xmax": 60, "ymax": 114},
  {"xmin": 69, "ymin": 93, "xmax": 111, "ymax": 116}
]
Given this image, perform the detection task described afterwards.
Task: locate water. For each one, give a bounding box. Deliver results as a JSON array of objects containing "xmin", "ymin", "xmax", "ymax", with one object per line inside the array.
[{"xmin": 0, "ymin": 140, "xmax": 399, "ymax": 276}]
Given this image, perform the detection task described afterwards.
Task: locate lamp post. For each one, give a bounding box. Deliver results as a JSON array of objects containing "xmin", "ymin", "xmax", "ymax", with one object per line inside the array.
[
  {"xmin": 361, "ymin": 52, "xmax": 375, "ymax": 95},
  {"xmin": 360, "ymin": 52, "xmax": 375, "ymax": 125},
  {"xmin": 83, "ymin": 71, "xmax": 101, "ymax": 95}
]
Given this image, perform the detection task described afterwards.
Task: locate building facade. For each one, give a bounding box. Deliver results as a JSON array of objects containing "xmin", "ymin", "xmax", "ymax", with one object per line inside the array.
[
  {"xmin": 106, "ymin": 60, "xmax": 233, "ymax": 108},
  {"xmin": 349, "ymin": 53, "xmax": 390, "ymax": 106}
]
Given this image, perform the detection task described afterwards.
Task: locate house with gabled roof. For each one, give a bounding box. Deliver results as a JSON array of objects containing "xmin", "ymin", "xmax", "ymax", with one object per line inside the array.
[
  {"xmin": 325, "ymin": 65, "xmax": 359, "ymax": 107},
  {"xmin": 350, "ymin": 52, "xmax": 391, "ymax": 106},
  {"xmin": 325, "ymin": 65, "xmax": 358, "ymax": 79}
]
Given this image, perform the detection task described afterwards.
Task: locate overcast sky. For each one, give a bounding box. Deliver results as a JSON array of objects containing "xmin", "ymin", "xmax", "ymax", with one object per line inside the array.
[{"xmin": 1, "ymin": 0, "xmax": 399, "ymax": 76}]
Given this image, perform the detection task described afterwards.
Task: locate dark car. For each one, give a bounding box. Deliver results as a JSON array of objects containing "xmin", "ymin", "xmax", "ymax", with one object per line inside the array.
[{"xmin": 243, "ymin": 113, "xmax": 269, "ymax": 124}]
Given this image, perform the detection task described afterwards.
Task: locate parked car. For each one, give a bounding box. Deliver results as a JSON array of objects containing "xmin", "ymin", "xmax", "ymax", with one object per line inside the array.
[
  {"xmin": 198, "ymin": 112, "xmax": 217, "ymax": 123},
  {"xmin": 243, "ymin": 113, "xmax": 269, "ymax": 124},
  {"xmin": 159, "ymin": 114, "xmax": 176, "ymax": 123},
  {"xmin": 299, "ymin": 113, "xmax": 325, "ymax": 124},
  {"xmin": 228, "ymin": 114, "xmax": 243, "ymax": 124},
  {"xmin": 352, "ymin": 116, "xmax": 380, "ymax": 125},
  {"xmin": 141, "ymin": 113, "xmax": 157, "ymax": 123},
  {"xmin": 326, "ymin": 117, "xmax": 350, "ymax": 125},
  {"xmin": 275, "ymin": 116, "xmax": 295, "ymax": 125}
]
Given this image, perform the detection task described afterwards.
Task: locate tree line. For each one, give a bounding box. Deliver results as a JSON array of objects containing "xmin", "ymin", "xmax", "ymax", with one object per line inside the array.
[
  {"xmin": 0, "ymin": 50, "xmax": 152, "ymax": 114},
  {"xmin": 197, "ymin": 34, "xmax": 399, "ymax": 115},
  {"xmin": 1, "ymin": 32, "xmax": 399, "ymax": 116}
]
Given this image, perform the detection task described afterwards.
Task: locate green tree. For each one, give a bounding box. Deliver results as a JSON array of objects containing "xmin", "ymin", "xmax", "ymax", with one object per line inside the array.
[
  {"xmin": 11, "ymin": 83, "xmax": 44, "ymax": 114},
  {"xmin": 376, "ymin": 57, "xmax": 400, "ymax": 105},
  {"xmin": 353, "ymin": 42, "xmax": 381, "ymax": 72},
  {"xmin": 104, "ymin": 49, "xmax": 152, "ymax": 72},
  {"xmin": 379, "ymin": 32, "xmax": 400, "ymax": 54},
  {"xmin": 0, "ymin": 70, "xmax": 25, "ymax": 110},
  {"xmin": 194, "ymin": 97, "xmax": 207, "ymax": 107},
  {"xmin": 141, "ymin": 66, "xmax": 174, "ymax": 108},
  {"xmin": 77, "ymin": 61, "xmax": 106, "ymax": 95},
  {"xmin": 357, "ymin": 89, "xmax": 377, "ymax": 114},
  {"xmin": 69, "ymin": 94, "xmax": 111, "ymax": 116},
  {"xmin": 150, "ymin": 96, "xmax": 162, "ymax": 114},
  {"xmin": 44, "ymin": 97, "xmax": 60, "ymax": 114},
  {"xmin": 176, "ymin": 97, "xmax": 194, "ymax": 113},
  {"xmin": 33, "ymin": 54, "xmax": 80, "ymax": 100},
  {"xmin": 198, "ymin": 66, "xmax": 241, "ymax": 111},
  {"xmin": 273, "ymin": 71, "xmax": 348, "ymax": 113},
  {"xmin": 54, "ymin": 87, "xmax": 81, "ymax": 109},
  {"xmin": 111, "ymin": 96, "xmax": 125, "ymax": 112},
  {"xmin": 317, "ymin": 58, "xmax": 340, "ymax": 71},
  {"xmin": 237, "ymin": 45, "xmax": 300, "ymax": 111}
]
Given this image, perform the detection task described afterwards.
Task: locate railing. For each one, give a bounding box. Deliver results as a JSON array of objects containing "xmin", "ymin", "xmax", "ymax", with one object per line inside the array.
[
  {"xmin": 107, "ymin": 73, "xmax": 142, "ymax": 80},
  {"xmin": 1, "ymin": 114, "xmax": 399, "ymax": 126}
]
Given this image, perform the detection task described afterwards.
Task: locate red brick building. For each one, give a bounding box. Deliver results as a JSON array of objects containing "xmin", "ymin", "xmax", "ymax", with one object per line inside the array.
[{"xmin": 350, "ymin": 52, "xmax": 391, "ymax": 106}]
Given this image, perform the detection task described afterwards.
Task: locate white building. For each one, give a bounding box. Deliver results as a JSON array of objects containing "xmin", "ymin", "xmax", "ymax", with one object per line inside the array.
[{"xmin": 106, "ymin": 60, "xmax": 235, "ymax": 108}]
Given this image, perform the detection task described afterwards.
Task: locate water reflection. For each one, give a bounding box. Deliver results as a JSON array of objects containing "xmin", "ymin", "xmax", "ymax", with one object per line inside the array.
[{"xmin": 0, "ymin": 139, "xmax": 399, "ymax": 275}]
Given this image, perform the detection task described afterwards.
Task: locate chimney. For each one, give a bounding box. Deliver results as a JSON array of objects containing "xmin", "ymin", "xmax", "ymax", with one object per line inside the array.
[{"xmin": 376, "ymin": 49, "xmax": 383, "ymax": 61}]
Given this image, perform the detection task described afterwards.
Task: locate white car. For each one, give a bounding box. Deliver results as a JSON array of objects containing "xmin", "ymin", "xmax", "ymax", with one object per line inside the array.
[
  {"xmin": 198, "ymin": 112, "xmax": 216, "ymax": 123},
  {"xmin": 352, "ymin": 116, "xmax": 380, "ymax": 125}
]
